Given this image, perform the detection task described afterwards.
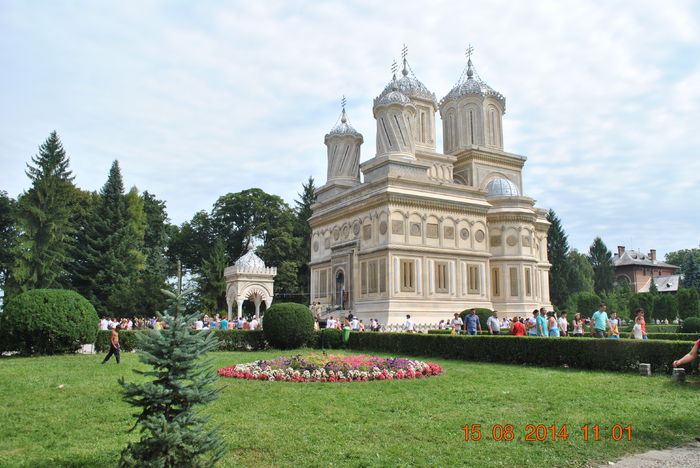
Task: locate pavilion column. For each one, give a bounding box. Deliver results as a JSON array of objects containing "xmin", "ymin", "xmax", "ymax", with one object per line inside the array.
[
  {"xmin": 227, "ymin": 300, "xmax": 233, "ymax": 321},
  {"xmin": 254, "ymin": 297, "xmax": 262, "ymax": 319},
  {"xmin": 236, "ymin": 299, "xmax": 244, "ymax": 320}
]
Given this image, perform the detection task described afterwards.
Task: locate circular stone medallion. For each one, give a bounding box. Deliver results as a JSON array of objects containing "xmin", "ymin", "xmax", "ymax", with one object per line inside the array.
[
  {"xmin": 379, "ymin": 221, "xmax": 387, "ymax": 235},
  {"xmin": 353, "ymin": 222, "xmax": 360, "ymax": 235},
  {"xmin": 506, "ymin": 235, "xmax": 517, "ymax": 246},
  {"xmin": 475, "ymin": 230, "xmax": 485, "ymax": 242},
  {"xmin": 343, "ymin": 225, "xmax": 350, "ymax": 238},
  {"xmin": 313, "ymin": 241, "xmax": 319, "ymax": 252},
  {"xmin": 460, "ymin": 228, "xmax": 470, "ymax": 240}
]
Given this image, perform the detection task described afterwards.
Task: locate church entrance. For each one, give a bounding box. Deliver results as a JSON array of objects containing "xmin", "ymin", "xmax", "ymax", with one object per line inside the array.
[{"xmin": 335, "ymin": 270, "xmax": 346, "ymax": 310}]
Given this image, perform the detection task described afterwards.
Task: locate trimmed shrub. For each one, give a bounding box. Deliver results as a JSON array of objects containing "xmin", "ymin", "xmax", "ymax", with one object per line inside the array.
[
  {"xmin": 642, "ymin": 333, "xmax": 698, "ymax": 341},
  {"xmin": 262, "ymin": 302, "xmax": 314, "ymax": 349},
  {"xmin": 96, "ymin": 329, "xmax": 268, "ymax": 352},
  {"xmin": 346, "ymin": 332, "xmax": 691, "ymax": 373},
  {"xmin": 680, "ymin": 317, "xmax": 700, "ymax": 333},
  {"xmin": 310, "ymin": 328, "xmax": 344, "ymax": 349},
  {"xmin": 0, "ymin": 289, "xmax": 98, "ymax": 355}
]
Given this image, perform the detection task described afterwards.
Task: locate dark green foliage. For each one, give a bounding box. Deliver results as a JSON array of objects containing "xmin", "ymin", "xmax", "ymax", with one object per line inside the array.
[
  {"xmin": 600, "ymin": 283, "xmax": 631, "ymax": 319},
  {"xmin": 565, "ymin": 250, "xmax": 595, "ymax": 295},
  {"xmin": 168, "ymin": 210, "xmax": 216, "ymax": 272},
  {"xmin": 676, "ymin": 288, "xmax": 700, "ymax": 319},
  {"xmin": 642, "ymin": 333, "xmax": 697, "ymax": 341},
  {"xmin": 310, "ymin": 328, "xmax": 344, "ymax": 349},
  {"xmin": 0, "ymin": 190, "xmax": 17, "ymax": 291},
  {"xmin": 628, "ymin": 292, "xmax": 655, "ymax": 320},
  {"xmin": 294, "ymin": 177, "xmax": 316, "ymax": 300},
  {"xmin": 665, "ymin": 248, "xmax": 700, "ymax": 272},
  {"xmin": 74, "ymin": 161, "xmax": 140, "ymax": 316},
  {"xmin": 568, "ymin": 291, "xmax": 600, "ymax": 316},
  {"xmin": 0, "ymin": 289, "xmax": 97, "ymax": 355},
  {"xmin": 681, "ymin": 252, "xmax": 700, "ymax": 292},
  {"xmin": 96, "ymin": 329, "xmax": 268, "ymax": 352},
  {"xmin": 680, "ymin": 317, "xmax": 700, "ymax": 333},
  {"xmin": 652, "ymin": 294, "xmax": 678, "ymax": 321},
  {"xmin": 262, "ymin": 302, "xmax": 314, "ymax": 349},
  {"xmin": 546, "ymin": 209, "xmax": 570, "ymax": 308},
  {"xmin": 649, "ymin": 277, "xmax": 659, "ymax": 295},
  {"xmin": 12, "ymin": 132, "xmax": 76, "ymax": 292},
  {"xmin": 197, "ymin": 239, "xmax": 228, "ymax": 315},
  {"xmin": 118, "ymin": 289, "xmax": 225, "ymax": 467},
  {"xmin": 588, "ymin": 237, "xmax": 614, "ymax": 294},
  {"xmin": 345, "ymin": 332, "xmax": 691, "ymax": 373}
]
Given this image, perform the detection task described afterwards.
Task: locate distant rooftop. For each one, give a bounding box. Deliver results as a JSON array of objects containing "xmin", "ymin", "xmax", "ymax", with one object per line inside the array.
[
  {"xmin": 613, "ymin": 246, "xmax": 679, "ymax": 269},
  {"xmin": 638, "ymin": 274, "xmax": 683, "ymax": 293}
]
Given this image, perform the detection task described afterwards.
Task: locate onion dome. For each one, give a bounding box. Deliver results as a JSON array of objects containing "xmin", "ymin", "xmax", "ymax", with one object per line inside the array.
[
  {"xmin": 486, "ymin": 178, "xmax": 520, "ymax": 197},
  {"xmin": 325, "ymin": 104, "xmax": 363, "ymax": 142},
  {"xmin": 440, "ymin": 54, "xmax": 506, "ymax": 111},
  {"xmin": 234, "ymin": 240, "xmax": 266, "ymax": 270},
  {"xmin": 375, "ymin": 52, "xmax": 437, "ymax": 109},
  {"xmin": 373, "ymin": 75, "xmax": 413, "ymax": 109}
]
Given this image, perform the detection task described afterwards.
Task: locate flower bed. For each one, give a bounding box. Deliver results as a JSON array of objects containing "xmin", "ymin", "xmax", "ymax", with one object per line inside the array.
[{"xmin": 217, "ymin": 353, "xmax": 443, "ymax": 382}]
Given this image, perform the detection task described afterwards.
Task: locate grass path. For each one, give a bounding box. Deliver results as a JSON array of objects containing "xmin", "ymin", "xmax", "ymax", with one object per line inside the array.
[{"xmin": 0, "ymin": 350, "xmax": 698, "ymax": 467}]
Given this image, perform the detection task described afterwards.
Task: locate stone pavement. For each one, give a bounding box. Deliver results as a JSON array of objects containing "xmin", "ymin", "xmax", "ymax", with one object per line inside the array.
[{"xmin": 592, "ymin": 440, "xmax": 700, "ymax": 467}]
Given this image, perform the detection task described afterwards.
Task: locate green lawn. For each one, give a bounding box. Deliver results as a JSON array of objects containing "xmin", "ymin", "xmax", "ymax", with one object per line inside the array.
[{"xmin": 0, "ymin": 350, "xmax": 698, "ymax": 467}]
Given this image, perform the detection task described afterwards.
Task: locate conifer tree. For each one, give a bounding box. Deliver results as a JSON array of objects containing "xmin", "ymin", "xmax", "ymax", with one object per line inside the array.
[
  {"xmin": 587, "ymin": 236, "xmax": 615, "ymax": 294},
  {"xmin": 681, "ymin": 252, "xmax": 700, "ymax": 292},
  {"xmin": 74, "ymin": 161, "xmax": 139, "ymax": 315},
  {"xmin": 12, "ymin": 132, "xmax": 76, "ymax": 291},
  {"xmin": 119, "ymin": 288, "xmax": 225, "ymax": 467},
  {"xmin": 197, "ymin": 239, "xmax": 228, "ymax": 314},
  {"xmin": 294, "ymin": 177, "xmax": 316, "ymax": 298},
  {"xmin": 546, "ymin": 209, "xmax": 570, "ymax": 308}
]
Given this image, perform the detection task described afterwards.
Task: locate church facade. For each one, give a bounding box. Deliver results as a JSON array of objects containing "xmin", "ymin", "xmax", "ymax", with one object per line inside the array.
[{"xmin": 308, "ymin": 50, "xmax": 552, "ymax": 325}]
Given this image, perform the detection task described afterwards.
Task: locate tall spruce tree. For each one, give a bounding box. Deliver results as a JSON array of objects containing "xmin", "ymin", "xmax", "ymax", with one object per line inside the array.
[
  {"xmin": 119, "ymin": 288, "xmax": 225, "ymax": 467},
  {"xmin": 587, "ymin": 236, "xmax": 615, "ymax": 294},
  {"xmin": 75, "ymin": 161, "xmax": 139, "ymax": 316},
  {"xmin": 681, "ymin": 252, "xmax": 700, "ymax": 292},
  {"xmin": 294, "ymin": 176, "xmax": 316, "ymax": 300},
  {"xmin": 12, "ymin": 132, "xmax": 76, "ymax": 292},
  {"xmin": 546, "ymin": 209, "xmax": 570, "ymax": 308},
  {"xmin": 197, "ymin": 239, "xmax": 228, "ymax": 314}
]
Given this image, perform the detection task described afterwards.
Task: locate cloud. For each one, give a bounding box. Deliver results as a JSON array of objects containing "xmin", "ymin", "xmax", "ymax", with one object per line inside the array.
[{"xmin": 1, "ymin": 0, "xmax": 698, "ymax": 260}]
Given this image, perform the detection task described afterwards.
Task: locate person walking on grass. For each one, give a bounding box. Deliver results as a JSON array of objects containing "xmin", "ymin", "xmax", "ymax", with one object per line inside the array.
[
  {"xmin": 102, "ymin": 325, "xmax": 121, "ymax": 364},
  {"xmin": 673, "ymin": 338, "xmax": 700, "ymax": 443}
]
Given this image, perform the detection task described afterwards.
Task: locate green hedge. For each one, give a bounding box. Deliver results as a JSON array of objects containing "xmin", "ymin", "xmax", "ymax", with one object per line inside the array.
[
  {"xmin": 346, "ymin": 332, "xmax": 692, "ymax": 373},
  {"xmin": 427, "ymin": 329, "xmax": 510, "ymax": 335},
  {"xmin": 96, "ymin": 329, "xmax": 268, "ymax": 352},
  {"xmin": 642, "ymin": 333, "xmax": 698, "ymax": 341}
]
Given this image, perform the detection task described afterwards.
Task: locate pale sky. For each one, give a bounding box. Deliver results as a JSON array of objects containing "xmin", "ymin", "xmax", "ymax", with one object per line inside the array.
[{"xmin": 1, "ymin": 0, "xmax": 699, "ymax": 260}]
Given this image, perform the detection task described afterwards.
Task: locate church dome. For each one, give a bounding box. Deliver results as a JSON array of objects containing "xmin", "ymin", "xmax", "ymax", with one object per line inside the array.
[
  {"xmin": 440, "ymin": 57, "xmax": 505, "ymax": 111},
  {"xmin": 486, "ymin": 178, "xmax": 520, "ymax": 197},
  {"xmin": 376, "ymin": 57, "xmax": 437, "ymax": 109},
  {"xmin": 373, "ymin": 84, "xmax": 412, "ymax": 108},
  {"xmin": 234, "ymin": 240, "xmax": 266, "ymax": 270},
  {"xmin": 325, "ymin": 107, "xmax": 363, "ymax": 141}
]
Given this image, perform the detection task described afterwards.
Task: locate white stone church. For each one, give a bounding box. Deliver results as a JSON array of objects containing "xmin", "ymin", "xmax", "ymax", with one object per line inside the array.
[{"xmin": 309, "ymin": 50, "xmax": 552, "ymax": 325}]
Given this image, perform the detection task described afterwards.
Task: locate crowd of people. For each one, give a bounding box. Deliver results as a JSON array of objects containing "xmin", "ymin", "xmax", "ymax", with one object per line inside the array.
[
  {"xmin": 99, "ymin": 314, "xmax": 262, "ymax": 332},
  {"xmin": 434, "ymin": 305, "xmax": 652, "ymax": 339},
  {"xmin": 312, "ymin": 312, "xmax": 386, "ymax": 332}
]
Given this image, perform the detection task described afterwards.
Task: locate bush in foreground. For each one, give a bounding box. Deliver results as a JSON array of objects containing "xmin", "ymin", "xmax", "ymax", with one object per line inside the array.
[
  {"xmin": 0, "ymin": 289, "xmax": 98, "ymax": 355},
  {"xmin": 119, "ymin": 290, "xmax": 225, "ymax": 467},
  {"xmin": 263, "ymin": 302, "xmax": 314, "ymax": 349}
]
